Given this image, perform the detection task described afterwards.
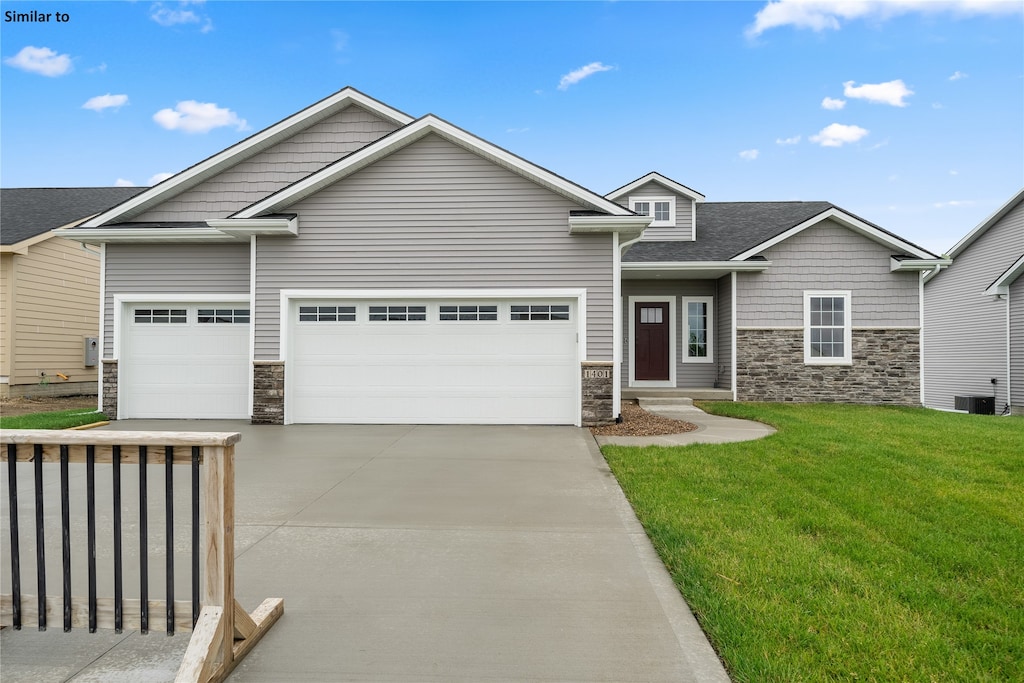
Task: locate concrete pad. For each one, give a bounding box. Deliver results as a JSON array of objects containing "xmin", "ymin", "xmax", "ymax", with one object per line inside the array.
[
  {"xmin": 596, "ymin": 403, "xmax": 775, "ymax": 447},
  {"xmin": 2, "ymin": 422, "xmax": 728, "ymax": 682}
]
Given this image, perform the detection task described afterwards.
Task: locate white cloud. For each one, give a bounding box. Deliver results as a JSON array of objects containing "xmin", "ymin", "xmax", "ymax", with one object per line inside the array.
[
  {"xmin": 810, "ymin": 123, "xmax": 869, "ymax": 147},
  {"xmin": 148, "ymin": 172, "xmax": 175, "ymax": 185},
  {"xmin": 933, "ymin": 200, "xmax": 976, "ymax": 208},
  {"xmin": 331, "ymin": 29, "xmax": 349, "ymax": 51},
  {"xmin": 4, "ymin": 46, "xmax": 72, "ymax": 77},
  {"xmin": 776, "ymin": 135, "xmax": 801, "ymax": 145},
  {"xmin": 739, "ymin": 149, "xmax": 760, "ymax": 160},
  {"xmin": 558, "ymin": 62, "xmax": 614, "ymax": 91},
  {"xmin": 747, "ymin": 0, "xmax": 1022, "ymax": 38},
  {"xmin": 821, "ymin": 97, "xmax": 846, "ymax": 110},
  {"xmin": 843, "ymin": 79, "xmax": 914, "ymax": 107},
  {"xmin": 949, "ymin": 170, "xmax": 959, "ymax": 176},
  {"xmin": 114, "ymin": 178, "xmax": 136, "ymax": 187},
  {"xmin": 153, "ymin": 100, "xmax": 248, "ymax": 133},
  {"xmin": 150, "ymin": 1, "xmax": 213, "ymax": 32},
  {"xmin": 83, "ymin": 93, "xmax": 129, "ymax": 112},
  {"xmin": 932, "ymin": 102, "xmax": 945, "ymax": 109},
  {"xmin": 949, "ymin": 70, "xmax": 969, "ymax": 81}
]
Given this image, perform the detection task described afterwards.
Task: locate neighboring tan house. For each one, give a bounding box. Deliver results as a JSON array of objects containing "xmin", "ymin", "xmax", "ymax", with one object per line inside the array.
[
  {"xmin": 923, "ymin": 188, "xmax": 1024, "ymax": 415},
  {"xmin": 0, "ymin": 187, "xmax": 146, "ymax": 398},
  {"xmin": 57, "ymin": 88, "xmax": 946, "ymax": 426}
]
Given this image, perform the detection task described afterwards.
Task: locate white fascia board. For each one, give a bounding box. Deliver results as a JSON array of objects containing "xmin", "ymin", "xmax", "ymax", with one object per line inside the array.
[
  {"xmin": 53, "ymin": 227, "xmax": 240, "ymax": 244},
  {"xmin": 569, "ymin": 215, "xmax": 651, "ymax": 237},
  {"xmin": 82, "ymin": 88, "xmax": 415, "ymax": 228},
  {"xmin": 207, "ymin": 216, "xmax": 298, "ymax": 237},
  {"xmin": 732, "ymin": 208, "xmax": 935, "ymax": 261},
  {"xmin": 606, "ymin": 172, "xmax": 706, "ymax": 203},
  {"xmin": 890, "ymin": 257, "xmax": 952, "ymax": 272},
  {"xmin": 237, "ymin": 116, "xmax": 634, "ymax": 219},
  {"xmin": 945, "ymin": 188, "xmax": 1024, "ymax": 259},
  {"xmin": 623, "ymin": 260, "xmax": 772, "ymax": 273},
  {"xmin": 985, "ymin": 254, "xmax": 1024, "ymax": 295}
]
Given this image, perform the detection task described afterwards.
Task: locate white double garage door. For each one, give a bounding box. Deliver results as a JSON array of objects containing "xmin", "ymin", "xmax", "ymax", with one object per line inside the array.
[{"xmin": 120, "ymin": 296, "xmax": 580, "ymax": 424}]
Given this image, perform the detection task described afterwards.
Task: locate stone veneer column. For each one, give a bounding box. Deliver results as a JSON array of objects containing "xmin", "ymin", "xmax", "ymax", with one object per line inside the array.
[
  {"xmin": 735, "ymin": 329, "xmax": 920, "ymax": 404},
  {"xmin": 101, "ymin": 359, "xmax": 118, "ymax": 420},
  {"xmin": 252, "ymin": 361, "xmax": 285, "ymax": 425},
  {"xmin": 581, "ymin": 361, "xmax": 615, "ymax": 426}
]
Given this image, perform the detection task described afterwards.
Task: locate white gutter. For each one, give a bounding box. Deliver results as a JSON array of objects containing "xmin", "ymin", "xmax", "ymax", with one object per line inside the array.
[
  {"xmin": 54, "ymin": 227, "xmax": 239, "ymax": 244},
  {"xmin": 623, "ymin": 260, "xmax": 772, "ymax": 273},
  {"xmin": 891, "ymin": 257, "xmax": 952, "ymax": 273}
]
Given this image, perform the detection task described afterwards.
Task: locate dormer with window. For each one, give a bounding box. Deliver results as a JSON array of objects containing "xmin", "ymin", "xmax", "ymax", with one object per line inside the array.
[{"xmin": 606, "ymin": 172, "xmax": 705, "ymax": 241}]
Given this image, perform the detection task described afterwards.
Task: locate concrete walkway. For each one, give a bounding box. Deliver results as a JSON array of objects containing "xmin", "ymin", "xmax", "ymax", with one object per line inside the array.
[
  {"xmin": 594, "ymin": 399, "xmax": 776, "ymax": 447},
  {"xmin": 1, "ymin": 421, "xmax": 729, "ymax": 682}
]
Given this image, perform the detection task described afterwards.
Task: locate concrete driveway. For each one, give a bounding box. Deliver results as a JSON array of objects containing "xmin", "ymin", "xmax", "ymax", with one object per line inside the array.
[{"xmin": 2, "ymin": 422, "xmax": 727, "ymax": 682}]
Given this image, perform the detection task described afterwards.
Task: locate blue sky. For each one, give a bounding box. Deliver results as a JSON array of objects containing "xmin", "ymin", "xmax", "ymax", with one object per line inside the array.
[{"xmin": 1, "ymin": 1, "xmax": 1021, "ymax": 255}]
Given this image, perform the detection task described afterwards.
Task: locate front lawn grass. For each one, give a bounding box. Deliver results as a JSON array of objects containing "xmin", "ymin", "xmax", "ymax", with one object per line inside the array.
[
  {"xmin": 602, "ymin": 403, "xmax": 1023, "ymax": 682},
  {"xmin": 0, "ymin": 408, "xmax": 108, "ymax": 430}
]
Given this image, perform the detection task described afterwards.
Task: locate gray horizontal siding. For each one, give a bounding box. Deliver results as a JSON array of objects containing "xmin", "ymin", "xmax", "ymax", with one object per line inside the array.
[
  {"xmin": 616, "ymin": 182, "xmax": 694, "ymax": 241},
  {"xmin": 135, "ymin": 106, "xmax": 399, "ymax": 222},
  {"xmin": 923, "ymin": 201, "xmax": 1023, "ymax": 411},
  {"xmin": 717, "ymin": 274, "xmax": 733, "ymax": 390},
  {"xmin": 103, "ymin": 243, "xmax": 250, "ymax": 356},
  {"xmin": 620, "ymin": 280, "xmax": 719, "ymax": 388},
  {"xmin": 1011, "ymin": 277, "xmax": 1023, "ymax": 411},
  {"xmin": 736, "ymin": 218, "xmax": 921, "ymax": 328},
  {"xmin": 255, "ymin": 133, "xmax": 614, "ymax": 360}
]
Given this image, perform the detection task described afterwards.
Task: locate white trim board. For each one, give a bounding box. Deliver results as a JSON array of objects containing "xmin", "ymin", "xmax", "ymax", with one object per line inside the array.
[
  {"xmin": 732, "ymin": 207, "xmax": 936, "ymax": 261},
  {"xmin": 606, "ymin": 172, "xmax": 705, "ymax": 203},
  {"xmin": 236, "ymin": 116, "xmax": 634, "ymax": 219},
  {"xmin": 82, "ymin": 88, "xmax": 414, "ymax": 227}
]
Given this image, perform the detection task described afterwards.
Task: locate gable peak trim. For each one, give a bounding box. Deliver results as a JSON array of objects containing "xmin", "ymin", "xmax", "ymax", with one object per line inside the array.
[
  {"xmin": 606, "ymin": 172, "xmax": 705, "ymax": 203},
  {"xmin": 945, "ymin": 187, "xmax": 1024, "ymax": 259},
  {"xmin": 80, "ymin": 87, "xmax": 415, "ymax": 228},
  {"xmin": 234, "ymin": 114, "xmax": 634, "ymax": 218}
]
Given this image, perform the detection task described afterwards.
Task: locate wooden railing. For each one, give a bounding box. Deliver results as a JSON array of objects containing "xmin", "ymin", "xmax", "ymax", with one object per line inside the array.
[{"xmin": 1, "ymin": 429, "xmax": 283, "ymax": 683}]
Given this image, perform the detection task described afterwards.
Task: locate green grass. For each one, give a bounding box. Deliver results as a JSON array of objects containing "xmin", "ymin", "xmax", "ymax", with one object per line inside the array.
[
  {"xmin": 602, "ymin": 403, "xmax": 1023, "ymax": 682},
  {"xmin": 0, "ymin": 408, "xmax": 108, "ymax": 430}
]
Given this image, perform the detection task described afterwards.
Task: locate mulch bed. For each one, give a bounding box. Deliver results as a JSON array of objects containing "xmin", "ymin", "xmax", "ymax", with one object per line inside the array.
[
  {"xmin": 0, "ymin": 395, "xmax": 98, "ymax": 418},
  {"xmin": 590, "ymin": 401, "xmax": 699, "ymax": 437}
]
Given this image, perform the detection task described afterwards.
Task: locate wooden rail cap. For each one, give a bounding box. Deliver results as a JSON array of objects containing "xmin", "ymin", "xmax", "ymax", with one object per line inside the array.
[{"xmin": 0, "ymin": 430, "xmax": 242, "ymax": 448}]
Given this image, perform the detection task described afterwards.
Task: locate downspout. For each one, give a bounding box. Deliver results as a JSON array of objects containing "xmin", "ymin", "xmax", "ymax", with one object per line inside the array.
[
  {"xmin": 97, "ymin": 243, "xmax": 106, "ymax": 412},
  {"xmin": 614, "ymin": 232, "xmax": 645, "ymax": 422},
  {"xmin": 1005, "ymin": 287, "xmax": 1012, "ymax": 416}
]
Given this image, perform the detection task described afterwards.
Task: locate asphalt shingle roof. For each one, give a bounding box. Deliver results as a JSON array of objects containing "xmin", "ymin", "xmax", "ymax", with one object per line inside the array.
[
  {"xmin": 1, "ymin": 187, "xmax": 147, "ymax": 245},
  {"xmin": 623, "ymin": 201, "xmax": 835, "ymax": 262}
]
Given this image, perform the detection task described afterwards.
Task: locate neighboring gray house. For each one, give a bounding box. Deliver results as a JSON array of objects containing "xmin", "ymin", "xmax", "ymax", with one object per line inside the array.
[
  {"xmin": 57, "ymin": 88, "xmax": 945, "ymax": 426},
  {"xmin": 923, "ymin": 189, "xmax": 1024, "ymax": 415}
]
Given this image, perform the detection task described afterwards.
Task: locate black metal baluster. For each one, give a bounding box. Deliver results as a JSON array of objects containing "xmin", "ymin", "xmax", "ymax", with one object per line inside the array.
[
  {"xmin": 192, "ymin": 445, "xmax": 200, "ymax": 628},
  {"xmin": 139, "ymin": 445, "xmax": 148, "ymax": 634},
  {"xmin": 60, "ymin": 445, "xmax": 71, "ymax": 631},
  {"xmin": 7, "ymin": 443, "xmax": 22, "ymax": 630},
  {"xmin": 165, "ymin": 445, "xmax": 174, "ymax": 634},
  {"xmin": 113, "ymin": 444, "xmax": 123, "ymax": 633},
  {"xmin": 33, "ymin": 444, "xmax": 46, "ymax": 631},
  {"xmin": 86, "ymin": 444, "xmax": 97, "ymax": 632}
]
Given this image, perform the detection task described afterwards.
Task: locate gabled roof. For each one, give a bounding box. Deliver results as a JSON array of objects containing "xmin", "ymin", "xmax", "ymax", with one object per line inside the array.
[
  {"xmin": 233, "ymin": 115, "xmax": 634, "ymax": 218},
  {"xmin": 623, "ymin": 201, "xmax": 937, "ymax": 263},
  {"xmin": 1, "ymin": 187, "xmax": 147, "ymax": 246},
  {"xmin": 986, "ymin": 253, "xmax": 1024, "ymax": 295},
  {"xmin": 944, "ymin": 188, "xmax": 1024, "ymax": 259},
  {"xmin": 82, "ymin": 87, "xmax": 414, "ymax": 228},
  {"xmin": 606, "ymin": 172, "xmax": 705, "ymax": 203}
]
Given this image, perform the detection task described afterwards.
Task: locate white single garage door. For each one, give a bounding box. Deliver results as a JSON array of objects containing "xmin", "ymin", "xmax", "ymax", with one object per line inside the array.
[
  {"xmin": 288, "ymin": 298, "xmax": 579, "ymax": 424},
  {"xmin": 120, "ymin": 304, "xmax": 250, "ymax": 419}
]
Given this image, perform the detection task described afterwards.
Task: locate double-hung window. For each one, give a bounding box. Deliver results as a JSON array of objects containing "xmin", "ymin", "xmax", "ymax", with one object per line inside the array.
[
  {"xmin": 682, "ymin": 297, "xmax": 713, "ymax": 362},
  {"xmin": 804, "ymin": 291, "xmax": 852, "ymax": 364}
]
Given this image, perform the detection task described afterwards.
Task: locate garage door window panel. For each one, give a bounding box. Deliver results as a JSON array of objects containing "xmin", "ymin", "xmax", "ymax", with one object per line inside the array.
[
  {"xmin": 298, "ymin": 305, "xmax": 356, "ymax": 323},
  {"xmin": 198, "ymin": 308, "xmax": 250, "ymax": 324},
  {"xmin": 134, "ymin": 308, "xmax": 187, "ymax": 324},
  {"xmin": 440, "ymin": 304, "xmax": 498, "ymax": 322},
  {"xmin": 511, "ymin": 304, "xmax": 570, "ymax": 321},
  {"xmin": 369, "ymin": 305, "xmax": 427, "ymax": 322}
]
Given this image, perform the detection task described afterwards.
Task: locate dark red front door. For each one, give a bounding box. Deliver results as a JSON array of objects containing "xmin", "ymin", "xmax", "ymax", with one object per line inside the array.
[{"xmin": 634, "ymin": 302, "xmax": 670, "ymax": 381}]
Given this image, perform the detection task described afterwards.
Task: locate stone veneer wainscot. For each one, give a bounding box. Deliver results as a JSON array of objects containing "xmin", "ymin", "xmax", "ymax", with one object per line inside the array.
[
  {"xmin": 736, "ymin": 329, "xmax": 920, "ymax": 404},
  {"xmin": 581, "ymin": 361, "xmax": 615, "ymax": 426},
  {"xmin": 252, "ymin": 361, "xmax": 285, "ymax": 425},
  {"xmin": 101, "ymin": 359, "xmax": 118, "ymax": 419}
]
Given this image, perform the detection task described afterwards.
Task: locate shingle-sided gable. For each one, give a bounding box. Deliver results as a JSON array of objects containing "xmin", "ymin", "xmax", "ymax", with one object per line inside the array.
[{"xmin": 84, "ymin": 88, "xmax": 413, "ymax": 227}]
